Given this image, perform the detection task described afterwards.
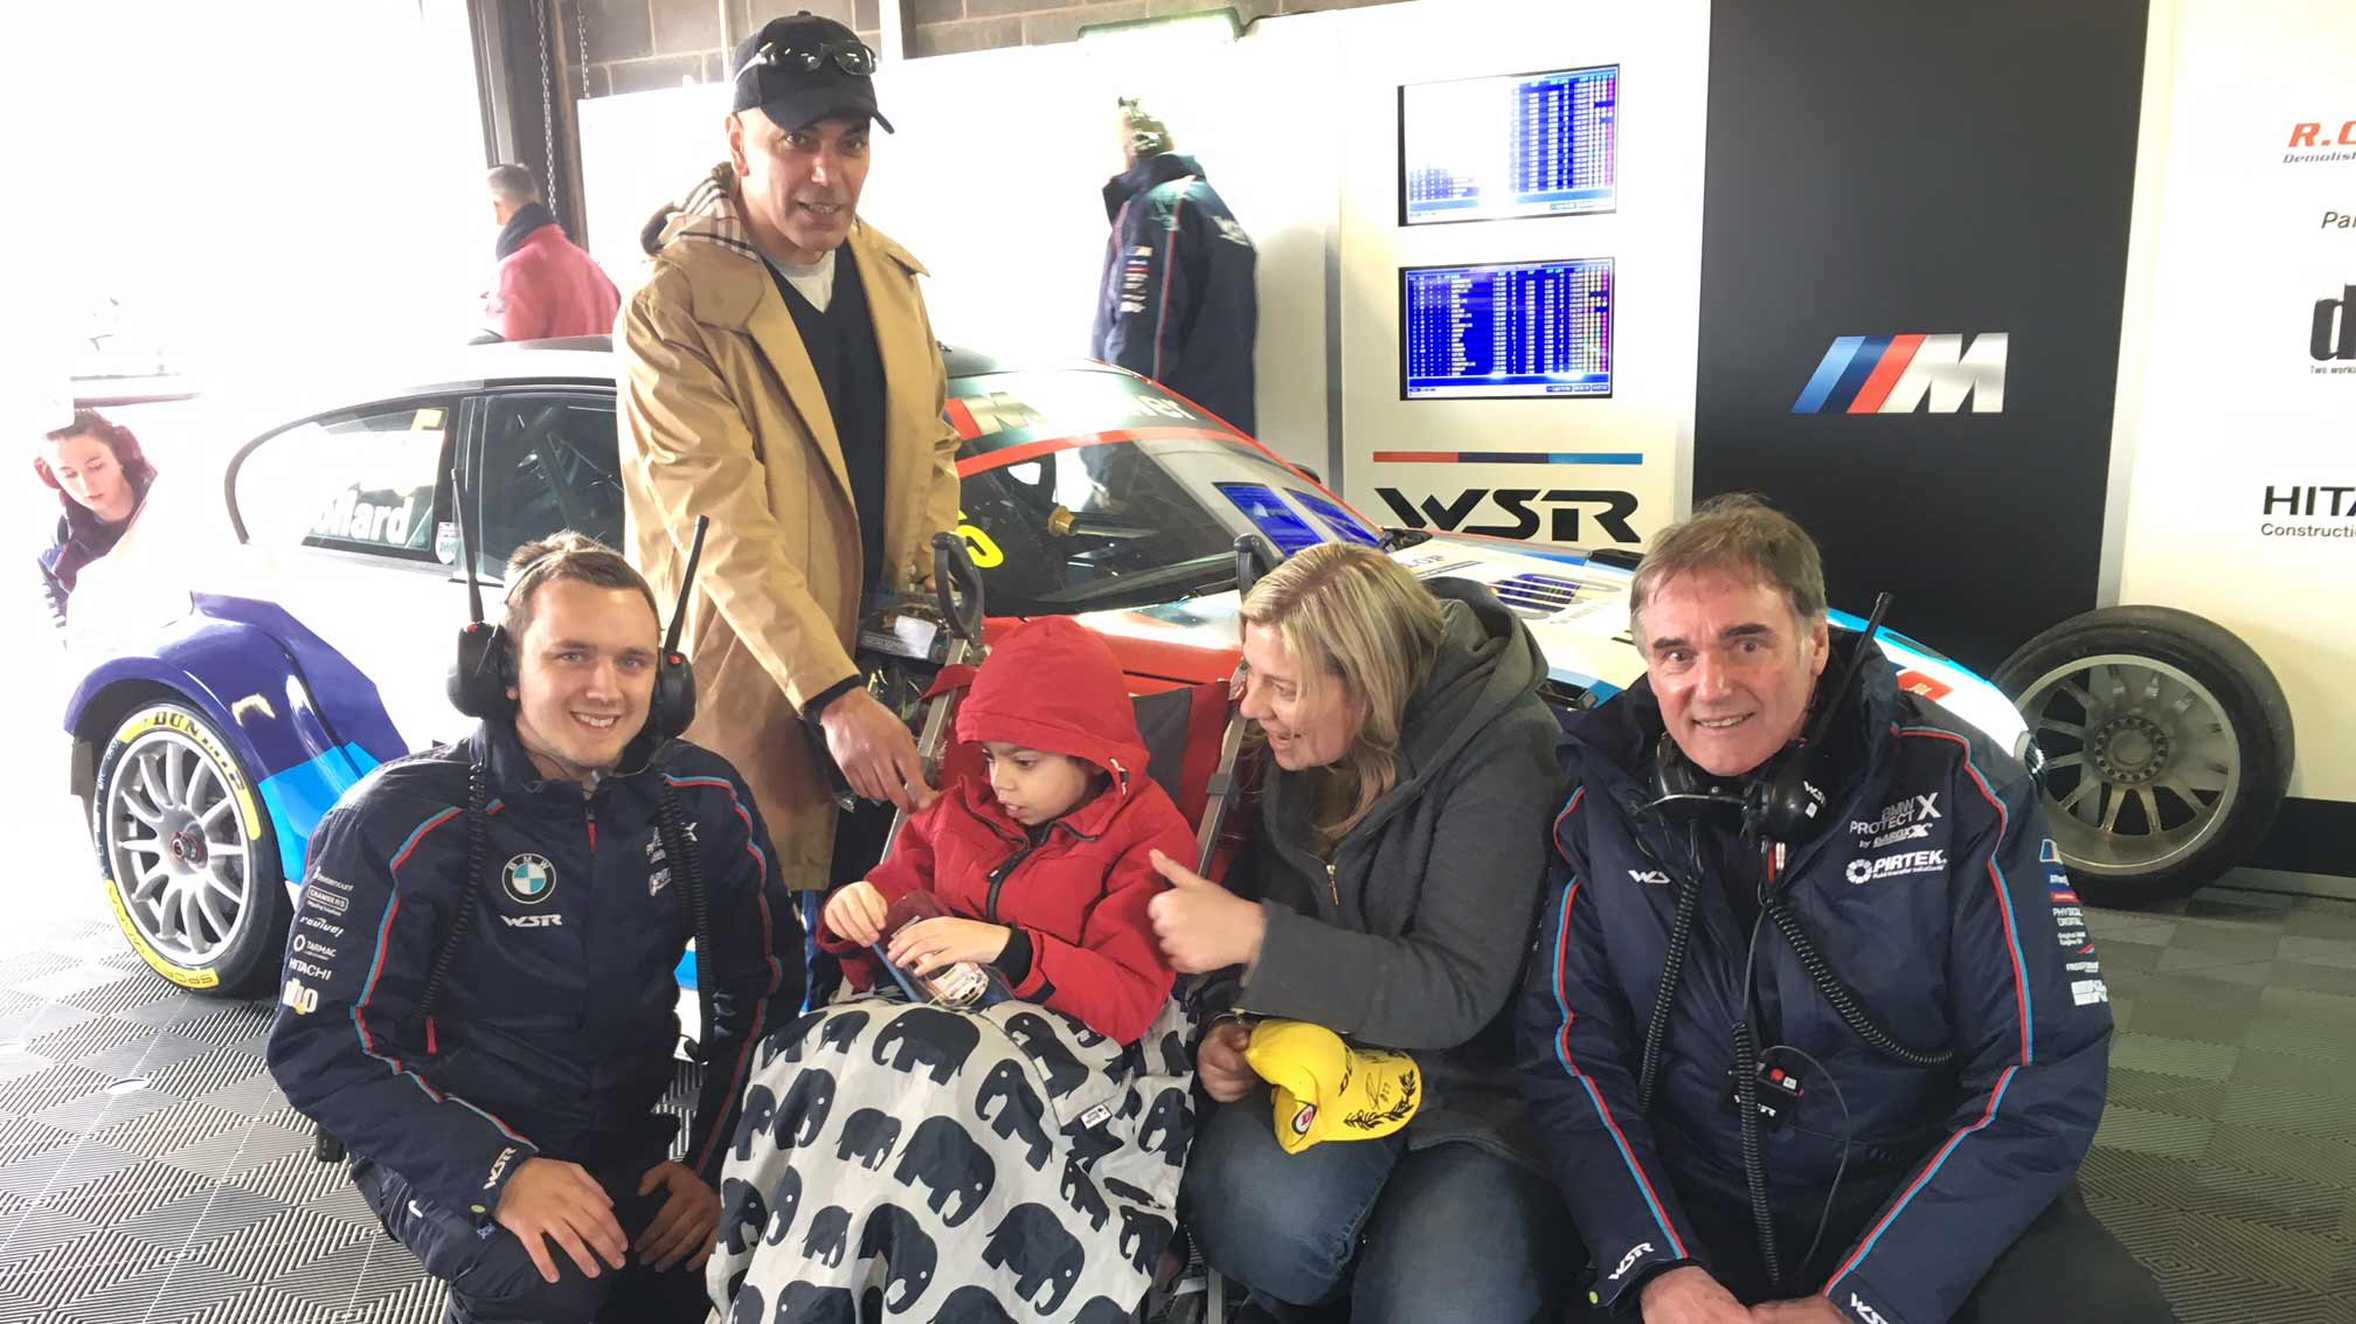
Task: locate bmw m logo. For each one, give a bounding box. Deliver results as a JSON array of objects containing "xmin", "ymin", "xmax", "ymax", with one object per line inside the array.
[{"xmin": 503, "ymin": 854, "xmax": 557, "ymax": 906}]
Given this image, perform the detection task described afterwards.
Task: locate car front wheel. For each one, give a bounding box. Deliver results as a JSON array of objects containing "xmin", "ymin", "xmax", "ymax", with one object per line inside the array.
[
  {"xmin": 92, "ymin": 702, "xmax": 288, "ymax": 996},
  {"xmin": 1994, "ymin": 606, "xmax": 2295, "ymax": 906}
]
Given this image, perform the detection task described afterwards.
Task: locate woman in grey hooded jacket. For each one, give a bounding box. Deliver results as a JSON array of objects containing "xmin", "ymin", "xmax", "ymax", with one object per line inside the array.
[{"xmin": 1146, "ymin": 543, "xmax": 1581, "ymax": 1320}]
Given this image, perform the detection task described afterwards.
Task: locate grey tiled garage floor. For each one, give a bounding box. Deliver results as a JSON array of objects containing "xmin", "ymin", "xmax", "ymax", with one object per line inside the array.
[
  {"xmin": 0, "ymin": 884, "xmax": 2348, "ymax": 1321},
  {"xmin": 0, "ymin": 911, "xmax": 697, "ymax": 1324}
]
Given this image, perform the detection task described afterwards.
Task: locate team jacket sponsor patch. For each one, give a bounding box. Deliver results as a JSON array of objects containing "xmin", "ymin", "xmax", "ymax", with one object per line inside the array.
[
  {"xmin": 1845, "ymin": 849, "xmax": 1947, "ymax": 885},
  {"xmin": 1851, "ymin": 793, "xmax": 1942, "ymax": 847}
]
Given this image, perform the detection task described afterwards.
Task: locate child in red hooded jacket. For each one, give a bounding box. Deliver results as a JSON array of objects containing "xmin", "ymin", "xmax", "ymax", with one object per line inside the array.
[{"xmin": 817, "ymin": 617, "xmax": 1193, "ymax": 1045}]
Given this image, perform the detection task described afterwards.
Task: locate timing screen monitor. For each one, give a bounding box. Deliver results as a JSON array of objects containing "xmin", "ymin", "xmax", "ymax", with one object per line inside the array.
[
  {"xmin": 1401, "ymin": 258, "xmax": 1614, "ymax": 401},
  {"xmin": 1400, "ymin": 64, "xmax": 1619, "ymax": 225}
]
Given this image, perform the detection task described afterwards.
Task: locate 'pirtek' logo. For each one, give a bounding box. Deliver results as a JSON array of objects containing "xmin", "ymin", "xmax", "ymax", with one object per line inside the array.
[
  {"xmin": 1793, "ymin": 333, "xmax": 2007, "ymax": 414},
  {"xmin": 1847, "ymin": 849, "xmax": 1948, "ymax": 885},
  {"xmin": 1374, "ymin": 487, "xmax": 1639, "ymax": 544}
]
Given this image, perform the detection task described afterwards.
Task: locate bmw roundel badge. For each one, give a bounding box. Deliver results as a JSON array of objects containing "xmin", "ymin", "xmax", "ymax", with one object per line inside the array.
[{"xmin": 503, "ymin": 853, "xmax": 557, "ymax": 906}]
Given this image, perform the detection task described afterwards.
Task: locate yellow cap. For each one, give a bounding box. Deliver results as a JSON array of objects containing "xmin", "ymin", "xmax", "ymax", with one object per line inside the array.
[{"xmin": 1242, "ymin": 1020, "xmax": 1421, "ymax": 1154}]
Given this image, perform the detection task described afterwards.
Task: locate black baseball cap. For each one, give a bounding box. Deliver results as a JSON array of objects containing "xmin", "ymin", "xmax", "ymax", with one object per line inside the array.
[{"xmin": 730, "ymin": 13, "xmax": 894, "ymax": 135}]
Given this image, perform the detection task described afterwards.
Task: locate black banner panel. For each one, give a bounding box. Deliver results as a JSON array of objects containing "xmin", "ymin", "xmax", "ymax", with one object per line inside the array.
[{"xmin": 1692, "ymin": 0, "xmax": 2149, "ymax": 673}]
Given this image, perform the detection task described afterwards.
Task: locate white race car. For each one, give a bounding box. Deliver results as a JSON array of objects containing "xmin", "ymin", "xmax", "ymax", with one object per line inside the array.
[{"xmin": 59, "ymin": 339, "xmax": 2027, "ymax": 996}]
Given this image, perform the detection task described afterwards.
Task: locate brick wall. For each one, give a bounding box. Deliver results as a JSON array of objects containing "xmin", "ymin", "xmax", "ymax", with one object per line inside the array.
[{"xmin": 575, "ymin": 0, "xmax": 1406, "ymax": 96}]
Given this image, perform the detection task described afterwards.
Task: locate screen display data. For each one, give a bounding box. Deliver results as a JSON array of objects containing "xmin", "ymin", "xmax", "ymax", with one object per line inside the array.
[
  {"xmin": 1402, "ymin": 258, "xmax": 1614, "ymax": 401},
  {"xmin": 1401, "ymin": 65, "xmax": 1618, "ymax": 225}
]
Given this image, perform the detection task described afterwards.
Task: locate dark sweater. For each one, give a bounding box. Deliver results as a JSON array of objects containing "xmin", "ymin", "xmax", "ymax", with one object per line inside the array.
[
  {"xmin": 1224, "ymin": 579, "xmax": 1565, "ymax": 1165},
  {"xmin": 770, "ymin": 247, "xmax": 888, "ymax": 594}
]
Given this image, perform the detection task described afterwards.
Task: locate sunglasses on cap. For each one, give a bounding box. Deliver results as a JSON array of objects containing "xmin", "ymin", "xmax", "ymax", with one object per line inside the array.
[{"xmin": 733, "ymin": 36, "xmax": 878, "ymax": 81}]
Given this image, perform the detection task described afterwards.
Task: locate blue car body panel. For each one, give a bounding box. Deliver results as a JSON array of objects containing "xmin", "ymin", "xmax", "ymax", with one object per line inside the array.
[{"xmin": 66, "ymin": 595, "xmax": 406, "ymax": 883}]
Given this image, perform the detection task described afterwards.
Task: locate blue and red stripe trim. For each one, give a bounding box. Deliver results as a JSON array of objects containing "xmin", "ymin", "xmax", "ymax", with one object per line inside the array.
[
  {"xmin": 1826, "ymin": 1065, "xmax": 2020, "ymax": 1293},
  {"xmin": 1899, "ymin": 727, "xmax": 2032, "ymax": 1065},
  {"xmin": 1371, "ymin": 450, "xmax": 1644, "ymax": 465},
  {"xmin": 1547, "ymin": 877, "xmax": 1689, "ymax": 1259}
]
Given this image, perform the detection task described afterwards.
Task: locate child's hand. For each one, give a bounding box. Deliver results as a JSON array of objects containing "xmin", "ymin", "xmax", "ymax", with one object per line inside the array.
[
  {"xmin": 823, "ymin": 881, "xmax": 889, "ymax": 947},
  {"xmin": 888, "ymin": 918, "xmax": 1011, "ymax": 977}
]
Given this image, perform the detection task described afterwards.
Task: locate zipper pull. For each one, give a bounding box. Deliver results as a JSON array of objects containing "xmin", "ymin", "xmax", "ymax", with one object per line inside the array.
[{"xmin": 1326, "ymin": 860, "xmax": 1339, "ymax": 908}]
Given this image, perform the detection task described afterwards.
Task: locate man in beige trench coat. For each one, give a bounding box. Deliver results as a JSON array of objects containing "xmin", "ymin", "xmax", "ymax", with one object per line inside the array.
[{"xmin": 619, "ymin": 14, "xmax": 959, "ymax": 913}]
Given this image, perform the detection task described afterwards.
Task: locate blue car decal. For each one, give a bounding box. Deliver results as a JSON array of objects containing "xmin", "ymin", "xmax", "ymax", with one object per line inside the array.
[
  {"xmin": 258, "ymin": 741, "xmax": 385, "ymax": 889},
  {"xmin": 69, "ymin": 595, "xmax": 408, "ymax": 879}
]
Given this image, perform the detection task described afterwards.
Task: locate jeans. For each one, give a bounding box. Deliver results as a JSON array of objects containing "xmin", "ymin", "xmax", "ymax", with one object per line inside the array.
[
  {"xmin": 1182, "ymin": 1091, "xmax": 1583, "ymax": 1322},
  {"xmin": 1953, "ymin": 1185, "xmax": 2174, "ymax": 1324},
  {"xmin": 353, "ymin": 1149, "xmax": 711, "ymax": 1324}
]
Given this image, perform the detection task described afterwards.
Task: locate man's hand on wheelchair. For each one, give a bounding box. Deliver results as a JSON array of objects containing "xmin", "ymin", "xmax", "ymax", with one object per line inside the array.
[
  {"xmin": 819, "ymin": 688, "xmax": 937, "ymax": 812},
  {"xmin": 634, "ymin": 1161, "xmax": 720, "ymax": 1272},
  {"xmin": 495, "ymin": 1156, "xmax": 628, "ymax": 1284}
]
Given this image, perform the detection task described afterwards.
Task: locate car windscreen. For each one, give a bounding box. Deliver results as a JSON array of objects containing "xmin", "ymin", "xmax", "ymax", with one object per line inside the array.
[{"xmin": 949, "ymin": 369, "xmax": 1376, "ymax": 614}]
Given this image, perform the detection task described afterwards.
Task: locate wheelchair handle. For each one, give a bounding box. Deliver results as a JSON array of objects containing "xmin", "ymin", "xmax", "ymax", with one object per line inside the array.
[
  {"xmin": 1234, "ymin": 533, "xmax": 1280, "ymax": 601},
  {"xmin": 932, "ymin": 531, "xmax": 986, "ymax": 644}
]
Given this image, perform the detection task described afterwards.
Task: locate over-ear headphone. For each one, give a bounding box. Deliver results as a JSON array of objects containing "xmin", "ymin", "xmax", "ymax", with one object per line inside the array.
[
  {"xmin": 645, "ymin": 517, "xmax": 708, "ymax": 743},
  {"xmin": 445, "ymin": 466, "xmax": 709, "ymax": 745},
  {"xmin": 1646, "ymin": 592, "xmax": 1893, "ymax": 843},
  {"xmin": 446, "ymin": 480, "xmax": 515, "ymax": 719}
]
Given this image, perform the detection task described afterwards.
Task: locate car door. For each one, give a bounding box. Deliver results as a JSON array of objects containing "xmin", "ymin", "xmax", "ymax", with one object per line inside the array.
[{"xmin": 226, "ymin": 395, "xmax": 478, "ymax": 752}]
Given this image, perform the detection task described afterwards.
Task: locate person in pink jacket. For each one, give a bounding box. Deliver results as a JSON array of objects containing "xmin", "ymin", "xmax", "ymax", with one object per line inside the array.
[{"xmin": 484, "ymin": 164, "xmax": 620, "ymax": 341}]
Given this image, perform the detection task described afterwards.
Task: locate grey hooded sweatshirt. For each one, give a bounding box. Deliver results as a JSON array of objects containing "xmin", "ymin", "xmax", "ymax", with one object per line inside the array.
[{"xmin": 1224, "ymin": 578, "xmax": 1565, "ymax": 1163}]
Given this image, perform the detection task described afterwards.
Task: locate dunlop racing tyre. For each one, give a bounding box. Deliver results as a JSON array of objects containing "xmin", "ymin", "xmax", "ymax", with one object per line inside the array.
[
  {"xmin": 92, "ymin": 702, "xmax": 289, "ymax": 997},
  {"xmin": 1994, "ymin": 606, "xmax": 2294, "ymax": 907}
]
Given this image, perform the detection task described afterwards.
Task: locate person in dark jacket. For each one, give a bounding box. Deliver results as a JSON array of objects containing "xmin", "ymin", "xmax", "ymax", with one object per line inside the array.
[
  {"xmin": 815, "ymin": 614, "xmax": 1191, "ymax": 1045},
  {"xmin": 35, "ymin": 408, "xmax": 155, "ymax": 625},
  {"xmin": 1519, "ymin": 496, "xmax": 2170, "ymax": 1324},
  {"xmin": 484, "ymin": 163, "xmax": 621, "ymax": 341},
  {"xmin": 266, "ymin": 533, "xmax": 800, "ymax": 1324},
  {"xmin": 1090, "ymin": 99, "xmax": 1258, "ymax": 435},
  {"xmin": 1147, "ymin": 543, "xmax": 1580, "ymax": 1319}
]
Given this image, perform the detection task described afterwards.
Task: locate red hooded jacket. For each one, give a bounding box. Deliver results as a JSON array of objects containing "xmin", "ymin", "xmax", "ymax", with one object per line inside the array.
[
  {"xmin": 819, "ymin": 618, "xmax": 1190, "ymax": 1044},
  {"xmin": 490, "ymin": 222, "xmax": 621, "ymax": 341}
]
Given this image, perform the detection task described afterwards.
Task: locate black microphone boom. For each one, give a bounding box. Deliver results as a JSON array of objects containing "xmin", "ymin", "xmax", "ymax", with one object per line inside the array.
[
  {"xmin": 1805, "ymin": 591, "xmax": 1892, "ymax": 751},
  {"xmin": 455, "ymin": 466, "xmax": 486, "ymax": 627},
  {"xmin": 665, "ymin": 516, "xmax": 710, "ymax": 657}
]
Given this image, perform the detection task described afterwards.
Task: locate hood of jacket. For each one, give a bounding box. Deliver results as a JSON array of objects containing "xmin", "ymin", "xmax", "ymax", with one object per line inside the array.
[
  {"xmin": 1378, "ymin": 577, "xmax": 1550, "ymax": 816},
  {"xmin": 1256, "ymin": 577, "xmax": 1548, "ymax": 848},
  {"xmin": 955, "ymin": 617, "xmax": 1151, "ymax": 792},
  {"xmin": 1103, "ymin": 152, "xmax": 1207, "ymax": 221}
]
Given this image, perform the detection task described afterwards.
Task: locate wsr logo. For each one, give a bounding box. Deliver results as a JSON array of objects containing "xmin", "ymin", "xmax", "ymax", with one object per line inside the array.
[{"xmin": 1374, "ymin": 488, "xmax": 1640, "ymax": 544}]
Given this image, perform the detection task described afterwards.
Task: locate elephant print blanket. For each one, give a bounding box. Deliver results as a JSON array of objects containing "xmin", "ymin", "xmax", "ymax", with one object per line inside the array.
[{"xmin": 709, "ymin": 991, "xmax": 1199, "ymax": 1322}]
